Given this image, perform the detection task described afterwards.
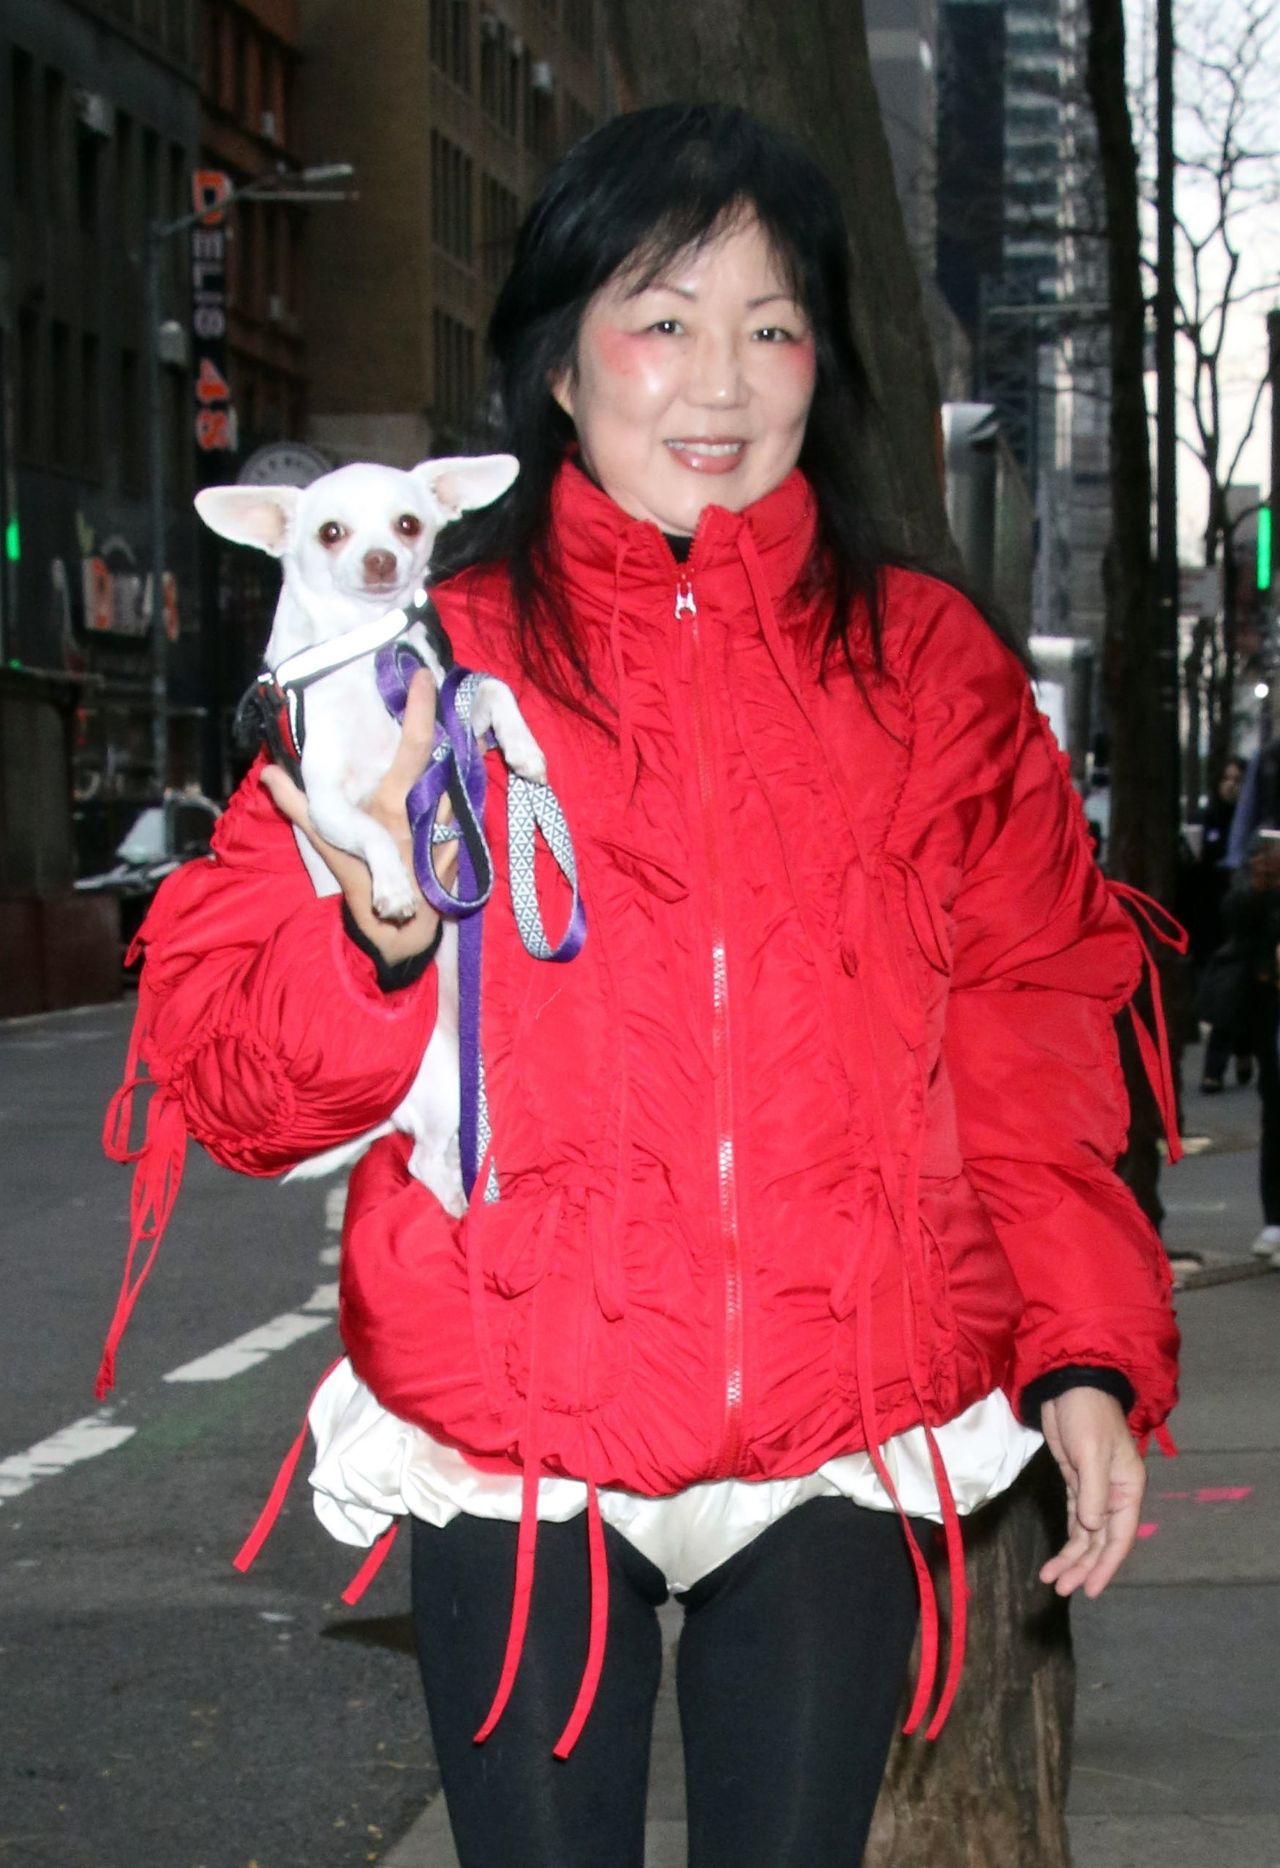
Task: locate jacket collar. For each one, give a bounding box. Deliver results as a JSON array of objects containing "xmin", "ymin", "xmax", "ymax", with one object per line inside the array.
[{"xmin": 547, "ymin": 455, "xmax": 820, "ymax": 625}]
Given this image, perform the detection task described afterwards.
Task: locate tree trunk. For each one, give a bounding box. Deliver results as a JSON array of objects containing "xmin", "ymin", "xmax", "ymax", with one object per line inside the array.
[
  {"xmin": 1085, "ymin": 0, "xmax": 1181, "ymax": 1226},
  {"xmin": 601, "ymin": 0, "xmax": 954, "ymax": 564},
  {"xmin": 867, "ymin": 1453, "xmax": 1073, "ymax": 1867},
  {"xmin": 1084, "ymin": 0, "xmax": 1172, "ymax": 905},
  {"xmin": 1183, "ymin": 614, "xmax": 1211, "ymax": 813},
  {"xmin": 599, "ymin": 8, "xmax": 1075, "ymax": 1857}
]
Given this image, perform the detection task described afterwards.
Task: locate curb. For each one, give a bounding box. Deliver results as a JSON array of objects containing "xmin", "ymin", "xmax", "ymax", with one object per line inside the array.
[{"xmin": 1177, "ymin": 1256, "xmax": 1276, "ymax": 1291}]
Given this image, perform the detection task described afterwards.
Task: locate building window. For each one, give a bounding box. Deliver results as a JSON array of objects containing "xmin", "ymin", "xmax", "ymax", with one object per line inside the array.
[
  {"xmin": 142, "ymin": 127, "xmax": 160, "ymax": 230},
  {"xmin": 431, "ymin": 132, "xmax": 474, "ymax": 265},
  {"xmin": 17, "ymin": 310, "xmax": 41, "ymax": 461},
  {"xmin": 165, "ymin": 0, "xmax": 191, "ymax": 66},
  {"xmin": 480, "ymin": 13, "xmax": 519, "ymax": 135},
  {"xmin": 45, "ymin": 69, "xmax": 70, "ymax": 222},
  {"xmin": 430, "ymin": 0, "xmax": 472, "ymax": 90},
  {"xmin": 564, "ymin": 0, "xmax": 594, "ymax": 55},
  {"xmin": 266, "ymin": 207, "xmax": 292, "ymax": 312},
  {"xmin": 244, "ymin": 23, "xmax": 263, "ymax": 127},
  {"xmin": 77, "ymin": 123, "xmax": 103, "ymax": 239},
  {"xmin": 262, "ymin": 44, "xmax": 286, "ymax": 142},
  {"xmin": 232, "ymin": 16, "xmax": 248, "ymax": 122},
  {"xmin": 480, "ymin": 173, "xmax": 520, "ymax": 285},
  {"xmin": 432, "ymin": 309, "xmax": 476, "ymax": 429},
  {"xmin": 115, "ymin": 111, "xmax": 138, "ymax": 246},
  {"xmin": 11, "ymin": 49, "xmax": 33, "ymax": 204},
  {"xmin": 563, "ymin": 93, "xmax": 594, "ymax": 151},
  {"xmin": 82, "ymin": 333, "xmax": 102, "ymax": 477},
  {"xmin": 523, "ymin": 56, "xmax": 557, "ymax": 164},
  {"xmin": 120, "ymin": 349, "xmax": 144, "ymax": 490},
  {"xmin": 51, "ymin": 322, "xmax": 72, "ymax": 470}
]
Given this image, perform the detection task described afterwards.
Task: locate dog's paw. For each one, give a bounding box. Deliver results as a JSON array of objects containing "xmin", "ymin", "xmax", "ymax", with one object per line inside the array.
[
  {"xmin": 505, "ymin": 731, "xmax": 548, "ymax": 785},
  {"xmin": 369, "ymin": 863, "xmax": 419, "ymax": 923}
]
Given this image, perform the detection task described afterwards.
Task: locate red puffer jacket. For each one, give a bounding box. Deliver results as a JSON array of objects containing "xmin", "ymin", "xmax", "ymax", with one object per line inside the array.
[{"xmin": 103, "ymin": 460, "xmax": 1179, "ymax": 1746}]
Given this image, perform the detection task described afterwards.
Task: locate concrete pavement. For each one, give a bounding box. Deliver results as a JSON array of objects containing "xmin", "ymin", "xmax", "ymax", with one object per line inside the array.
[{"xmin": 384, "ymin": 1052, "xmax": 1280, "ymax": 1867}]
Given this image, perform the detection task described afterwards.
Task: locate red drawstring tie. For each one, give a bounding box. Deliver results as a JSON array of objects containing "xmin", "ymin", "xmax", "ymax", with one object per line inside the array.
[
  {"xmin": 1138, "ymin": 1423, "xmax": 1179, "ymax": 1459},
  {"xmin": 853, "ymin": 1247, "xmax": 942, "ymax": 1733},
  {"xmin": 233, "ymin": 1356, "xmax": 345, "ymax": 1574},
  {"xmin": 341, "ymin": 1520, "xmax": 401, "ymax": 1605},
  {"xmin": 917, "ymin": 1419, "xmax": 968, "ymax": 1737},
  {"xmin": 473, "ymin": 1284, "xmax": 547, "ymax": 1745},
  {"xmin": 1109, "ymin": 882, "xmax": 1189, "ymax": 1166},
  {"xmin": 233, "ymin": 1358, "xmax": 403, "ymax": 1605},
  {"xmin": 471, "ymin": 1265, "xmax": 611, "ymax": 1758},
  {"xmin": 95, "ymin": 1079, "xmax": 188, "ymax": 1399},
  {"xmin": 552, "ymin": 1476, "xmax": 609, "ymax": 1759}
]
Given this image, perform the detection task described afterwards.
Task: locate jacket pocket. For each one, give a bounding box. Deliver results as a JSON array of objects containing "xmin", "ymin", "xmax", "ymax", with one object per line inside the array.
[{"xmin": 495, "ymin": 1188, "xmax": 631, "ymax": 1417}]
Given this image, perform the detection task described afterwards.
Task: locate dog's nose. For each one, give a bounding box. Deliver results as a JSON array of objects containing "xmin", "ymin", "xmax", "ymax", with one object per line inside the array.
[{"xmin": 363, "ymin": 549, "xmax": 398, "ymax": 584}]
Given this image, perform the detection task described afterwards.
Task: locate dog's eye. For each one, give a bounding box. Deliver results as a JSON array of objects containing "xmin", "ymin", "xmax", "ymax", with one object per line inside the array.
[
  {"xmin": 317, "ymin": 521, "xmax": 346, "ymax": 547},
  {"xmin": 396, "ymin": 514, "xmax": 423, "ymax": 538}
]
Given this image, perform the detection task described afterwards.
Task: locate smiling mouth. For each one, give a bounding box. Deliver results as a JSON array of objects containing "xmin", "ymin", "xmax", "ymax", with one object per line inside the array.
[{"xmin": 665, "ymin": 439, "xmax": 747, "ymax": 457}]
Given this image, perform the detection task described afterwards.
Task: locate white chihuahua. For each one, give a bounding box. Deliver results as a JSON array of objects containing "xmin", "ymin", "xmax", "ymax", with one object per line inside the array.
[{"xmin": 195, "ymin": 456, "xmax": 545, "ymax": 1213}]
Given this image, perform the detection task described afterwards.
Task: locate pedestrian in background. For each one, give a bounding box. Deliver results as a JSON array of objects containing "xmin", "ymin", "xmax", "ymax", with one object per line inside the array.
[
  {"xmin": 106, "ymin": 107, "xmax": 1179, "ymax": 1866},
  {"xmin": 1193, "ymin": 755, "xmax": 1251, "ymax": 1092}
]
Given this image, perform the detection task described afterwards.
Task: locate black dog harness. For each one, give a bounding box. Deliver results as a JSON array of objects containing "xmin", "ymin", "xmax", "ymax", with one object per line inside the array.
[{"xmin": 234, "ymin": 592, "xmax": 453, "ymax": 782}]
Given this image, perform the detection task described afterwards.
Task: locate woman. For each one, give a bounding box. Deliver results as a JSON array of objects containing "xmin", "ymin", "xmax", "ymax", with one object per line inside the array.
[{"xmin": 111, "ymin": 107, "xmax": 1178, "ymax": 1866}]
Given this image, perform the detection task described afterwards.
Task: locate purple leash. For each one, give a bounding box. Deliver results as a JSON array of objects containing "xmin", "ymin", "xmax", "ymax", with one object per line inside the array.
[{"xmin": 375, "ymin": 642, "xmax": 586, "ymax": 1202}]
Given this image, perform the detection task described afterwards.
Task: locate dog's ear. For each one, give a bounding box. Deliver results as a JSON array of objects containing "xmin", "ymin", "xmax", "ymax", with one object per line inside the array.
[
  {"xmin": 194, "ymin": 485, "xmax": 300, "ymax": 556},
  {"xmin": 412, "ymin": 454, "xmax": 519, "ymax": 522}
]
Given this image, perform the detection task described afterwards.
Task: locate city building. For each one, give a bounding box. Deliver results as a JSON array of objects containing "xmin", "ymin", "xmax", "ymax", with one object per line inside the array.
[
  {"xmin": 296, "ymin": 0, "xmax": 615, "ymax": 469},
  {"xmin": 200, "ymin": 0, "xmax": 306, "ymax": 458},
  {"xmin": 936, "ymin": 0, "xmax": 1114, "ymax": 647},
  {"xmin": 195, "ymin": 0, "xmax": 314, "ymax": 791},
  {"xmin": 867, "ymin": 0, "xmax": 975, "ymax": 404},
  {"xmin": 866, "ymin": 0, "xmax": 940, "ymax": 280},
  {"xmin": 0, "ymin": 0, "xmax": 203, "ymax": 855}
]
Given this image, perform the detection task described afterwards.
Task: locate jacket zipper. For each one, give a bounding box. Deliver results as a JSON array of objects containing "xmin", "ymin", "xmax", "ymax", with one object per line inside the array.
[{"xmin": 678, "ymin": 571, "xmax": 746, "ymax": 1479}]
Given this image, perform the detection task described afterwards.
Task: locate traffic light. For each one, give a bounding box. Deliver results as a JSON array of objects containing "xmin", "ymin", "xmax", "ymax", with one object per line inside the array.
[
  {"xmin": 1260, "ymin": 505, "xmax": 1273, "ymax": 594},
  {"xmin": 3, "ymin": 515, "xmax": 17, "ymax": 564}
]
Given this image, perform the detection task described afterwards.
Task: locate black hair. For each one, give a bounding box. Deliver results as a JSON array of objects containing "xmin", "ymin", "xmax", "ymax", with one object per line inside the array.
[{"xmin": 433, "ymin": 102, "xmax": 1019, "ymax": 725}]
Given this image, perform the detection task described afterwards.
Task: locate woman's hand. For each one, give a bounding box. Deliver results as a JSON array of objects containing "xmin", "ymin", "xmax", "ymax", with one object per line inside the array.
[
  {"xmin": 260, "ymin": 666, "xmax": 458, "ymax": 966},
  {"xmin": 1038, "ymin": 1388, "xmax": 1147, "ymax": 1599}
]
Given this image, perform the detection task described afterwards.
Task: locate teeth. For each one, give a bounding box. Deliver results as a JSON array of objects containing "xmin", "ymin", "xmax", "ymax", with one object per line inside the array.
[{"xmin": 668, "ymin": 441, "xmax": 744, "ymax": 457}]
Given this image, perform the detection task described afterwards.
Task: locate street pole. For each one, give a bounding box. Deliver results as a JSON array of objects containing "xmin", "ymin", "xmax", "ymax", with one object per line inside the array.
[
  {"xmin": 1269, "ymin": 309, "xmax": 1279, "ymax": 601},
  {"xmin": 145, "ymin": 220, "xmax": 169, "ymax": 797},
  {"xmin": 1155, "ymin": 0, "xmax": 1180, "ymax": 818}
]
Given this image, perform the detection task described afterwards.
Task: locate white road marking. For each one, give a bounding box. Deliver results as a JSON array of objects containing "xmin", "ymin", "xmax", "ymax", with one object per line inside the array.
[
  {"xmin": 0, "ymin": 1411, "xmax": 136, "ymax": 1505},
  {"xmin": 163, "ymin": 1281, "xmax": 339, "ymax": 1383},
  {"xmin": 319, "ymin": 1184, "xmax": 345, "ymax": 1265}
]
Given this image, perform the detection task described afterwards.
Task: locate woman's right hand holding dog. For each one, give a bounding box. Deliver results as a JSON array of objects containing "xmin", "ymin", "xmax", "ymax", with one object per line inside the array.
[{"xmin": 260, "ymin": 667, "xmax": 457, "ymax": 964}]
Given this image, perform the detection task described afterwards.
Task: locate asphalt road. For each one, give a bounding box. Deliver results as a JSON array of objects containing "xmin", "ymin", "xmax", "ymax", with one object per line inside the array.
[{"xmin": 0, "ymin": 999, "xmax": 437, "ymax": 1868}]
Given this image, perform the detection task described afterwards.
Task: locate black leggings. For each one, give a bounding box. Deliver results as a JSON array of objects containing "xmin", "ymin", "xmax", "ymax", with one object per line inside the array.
[{"xmin": 410, "ymin": 1494, "xmax": 923, "ymax": 1868}]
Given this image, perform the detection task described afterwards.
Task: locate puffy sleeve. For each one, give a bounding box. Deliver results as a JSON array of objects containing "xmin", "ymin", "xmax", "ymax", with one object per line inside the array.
[
  {"xmin": 126, "ymin": 758, "xmax": 438, "ymax": 1178},
  {"xmin": 914, "ymin": 603, "xmax": 1180, "ymax": 1436}
]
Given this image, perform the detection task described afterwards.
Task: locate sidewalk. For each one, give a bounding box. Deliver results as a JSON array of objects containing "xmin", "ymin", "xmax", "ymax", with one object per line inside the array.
[{"xmin": 386, "ymin": 1053, "xmax": 1279, "ymax": 1867}]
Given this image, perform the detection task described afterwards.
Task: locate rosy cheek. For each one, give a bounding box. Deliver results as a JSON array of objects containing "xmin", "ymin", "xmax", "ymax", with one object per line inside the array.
[
  {"xmin": 592, "ymin": 325, "xmax": 643, "ymax": 376},
  {"xmin": 780, "ymin": 338, "xmax": 817, "ymax": 383}
]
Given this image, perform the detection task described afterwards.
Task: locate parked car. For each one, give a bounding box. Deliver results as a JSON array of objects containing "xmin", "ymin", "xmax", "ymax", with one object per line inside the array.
[{"xmin": 75, "ymin": 791, "xmax": 221, "ymax": 946}]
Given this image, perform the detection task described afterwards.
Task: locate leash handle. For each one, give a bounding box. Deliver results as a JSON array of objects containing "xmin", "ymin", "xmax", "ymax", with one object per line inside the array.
[{"xmin": 376, "ymin": 647, "xmax": 493, "ymax": 916}]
